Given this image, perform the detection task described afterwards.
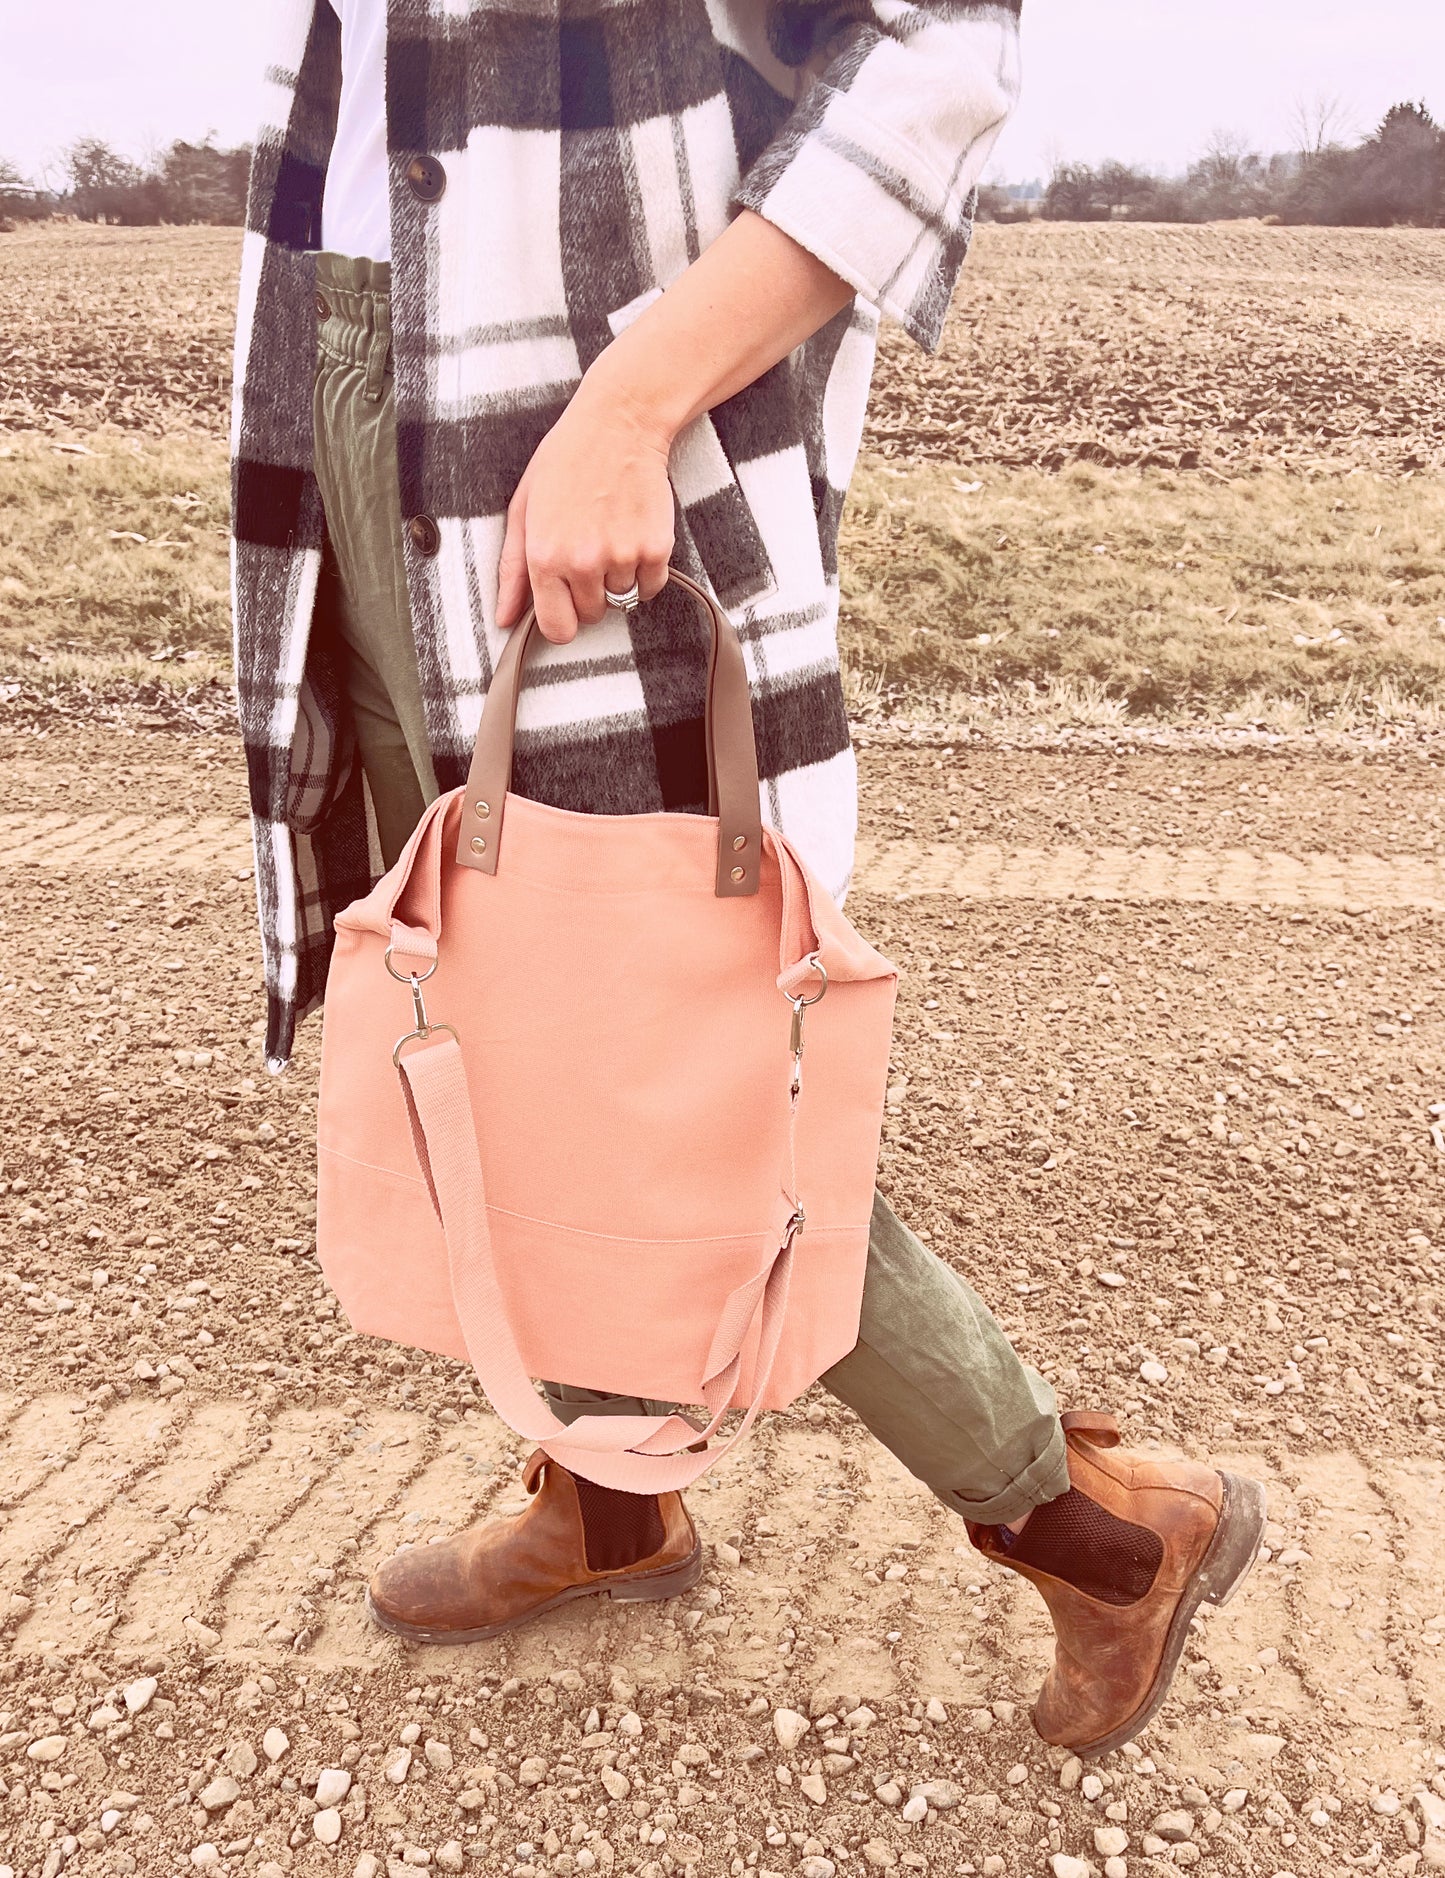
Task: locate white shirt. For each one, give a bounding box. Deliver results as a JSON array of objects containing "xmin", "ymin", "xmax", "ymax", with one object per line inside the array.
[{"xmin": 321, "ymin": 0, "xmax": 391, "ymax": 263}]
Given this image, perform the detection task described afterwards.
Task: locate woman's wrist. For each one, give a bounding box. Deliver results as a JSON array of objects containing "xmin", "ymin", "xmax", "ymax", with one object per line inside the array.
[{"xmin": 574, "ymin": 333, "xmax": 693, "ymax": 454}]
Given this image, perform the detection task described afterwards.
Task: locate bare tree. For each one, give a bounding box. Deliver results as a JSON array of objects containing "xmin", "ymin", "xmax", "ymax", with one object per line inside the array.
[{"xmin": 1290, "ymin": 93, "xmax": 1354, "ymax": 158}]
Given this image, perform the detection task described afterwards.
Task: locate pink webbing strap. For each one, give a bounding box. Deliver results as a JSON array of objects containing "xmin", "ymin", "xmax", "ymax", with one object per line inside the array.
[{"xmin": 396, "ymin": 1035, "xmax": 800, "ymax": 1493}]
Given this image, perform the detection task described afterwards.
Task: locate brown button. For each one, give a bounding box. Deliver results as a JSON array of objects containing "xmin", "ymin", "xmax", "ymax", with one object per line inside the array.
[
  {"xmin": 404, "ymin": 154, "xmax": 446, "ymax": 203},
  {"xmin": 314, "ymin": 292, "xmax": 330, "ymax": 319},
  {"xmin": 406, "ymin": 513, "xmax": 441, "ymax": 557}
]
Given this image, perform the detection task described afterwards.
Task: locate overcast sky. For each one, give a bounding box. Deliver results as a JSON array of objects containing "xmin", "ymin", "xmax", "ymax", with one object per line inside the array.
[{"xmin": 5, "ymin": 0, "xmax": 1442, "ymax": 185}]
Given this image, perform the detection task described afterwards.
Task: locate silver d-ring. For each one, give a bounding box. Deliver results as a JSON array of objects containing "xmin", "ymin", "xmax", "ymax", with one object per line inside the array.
[
  {"xmin": 603, "ymin": 580, "xmax": 641, "ymax": 612},
  {"xmin": 384, "ymin": 945, "xmax": 438, "ymax": 985},
  {"xmin": 795, "ymin": 952, "xmax": 828, "ymax": 1006},
  {"xmin": 392, "ymin": 1021, "xmax": 459, "ymax": 1068}
]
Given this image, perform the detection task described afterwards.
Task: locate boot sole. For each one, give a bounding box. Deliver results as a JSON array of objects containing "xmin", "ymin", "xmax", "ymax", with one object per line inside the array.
[
  {"xmin": 1068, "ymin": 1469, "xmax": 1268, "ymax": 1760},
  {"xmin": 363, "ymin": 1541, "xmax": 704, "ymax": 1646}
]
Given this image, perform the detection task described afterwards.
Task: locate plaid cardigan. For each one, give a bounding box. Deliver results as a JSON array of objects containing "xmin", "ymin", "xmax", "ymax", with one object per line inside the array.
[{"xmin": 232, "ymin": 0, "xmax": 1021, "ymax": 1068}]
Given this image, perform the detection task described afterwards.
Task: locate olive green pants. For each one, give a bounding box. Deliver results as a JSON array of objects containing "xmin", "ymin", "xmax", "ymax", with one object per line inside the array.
[{"xmin": 312, "ymin": 251, "xmax": 1068, "ymax": 1524}]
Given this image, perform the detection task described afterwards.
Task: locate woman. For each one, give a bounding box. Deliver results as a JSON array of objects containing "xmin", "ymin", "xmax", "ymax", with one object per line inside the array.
[{"xmin": 232, "ymin": 0, "xmax": 1264, "ymax": 1755}]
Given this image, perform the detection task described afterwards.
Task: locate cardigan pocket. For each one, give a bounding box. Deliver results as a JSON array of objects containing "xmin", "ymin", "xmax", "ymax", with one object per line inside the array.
[{"xmin": 607, "ymin": 290, "xmax": 779, "ymax": 614}]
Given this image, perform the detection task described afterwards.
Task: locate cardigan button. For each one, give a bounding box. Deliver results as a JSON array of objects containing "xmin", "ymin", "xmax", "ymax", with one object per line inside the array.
[
  {"xmin": 314, "ymin": 292, "xmax": 330, "ymax": 319},
  {"xmin": 406, "ymin": 513, "xmax": 441, "ymax": 557},
  {"xmin": 404, "ymin": 154, "xmax": 446, "ymax": 203}
]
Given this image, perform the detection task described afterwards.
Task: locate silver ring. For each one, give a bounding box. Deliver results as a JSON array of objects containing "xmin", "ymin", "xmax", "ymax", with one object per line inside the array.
[{"xmin": 603, "ymin": 581, "xmax": 641, "ymax": 612}]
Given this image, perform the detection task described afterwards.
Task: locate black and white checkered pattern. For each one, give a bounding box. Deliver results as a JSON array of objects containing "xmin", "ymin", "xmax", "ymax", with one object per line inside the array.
[{"xmin": 232, "ymin": 0, "xmax": 1021, "ymax": 1068}]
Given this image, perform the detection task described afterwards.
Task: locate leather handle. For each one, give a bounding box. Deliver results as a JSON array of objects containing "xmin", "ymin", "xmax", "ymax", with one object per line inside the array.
[{"xmin": 455, "ymin": 569, "xmax": 762, "ymax": 898}]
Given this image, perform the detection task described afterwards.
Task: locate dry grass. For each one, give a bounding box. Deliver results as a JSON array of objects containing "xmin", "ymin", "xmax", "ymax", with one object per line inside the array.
[
  {"xmin": 839, "ymin": 457, "xmax": 1445, "ymax": 717},
  {"xmin": 0, "ymin": 430, "xmax": 231, "ymax": 669},
  {"xmin": 3, "ymin": 433, "xmax": 1442, "ymax": 732}
]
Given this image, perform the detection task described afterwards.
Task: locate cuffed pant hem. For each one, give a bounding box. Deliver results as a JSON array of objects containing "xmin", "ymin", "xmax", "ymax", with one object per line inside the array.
[{"xmin": 934, "ymin": 1412, "xmax": 1070, "ymax": 1527}]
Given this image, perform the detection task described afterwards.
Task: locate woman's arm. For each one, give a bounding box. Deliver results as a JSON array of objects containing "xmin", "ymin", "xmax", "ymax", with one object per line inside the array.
[{"xmin": 495, "ymin": 208, "xmax": 854, "ymax": 644}]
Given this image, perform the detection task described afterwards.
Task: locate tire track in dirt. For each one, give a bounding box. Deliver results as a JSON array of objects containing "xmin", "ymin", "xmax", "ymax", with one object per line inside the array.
[
  {"xmin": 0, "ymin": 1388, "xmax": 1429, "ymax": 1784},
  {"xmin": 0, "ymin": 1396, "xmax": 182, "ymax": 1606},
  {"xmin": 218, "ymin": 1407, "xmax": 434, "ymax": 1655},
  {"xmin": 13, "ymin": 1397, "xmax": 257, "ymax": 1656},
  {"xmin": 5, "ymin": 810, "xmax": 1444, "ymax": 910},
  {"xmin": 106, "ymin": 1404, "xmax": 353, "ymax": 1657}
]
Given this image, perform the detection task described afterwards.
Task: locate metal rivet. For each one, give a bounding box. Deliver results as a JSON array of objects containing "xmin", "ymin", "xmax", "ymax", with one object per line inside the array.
[
  {"xmin": 730, "ymin": 865, "xmax": 745, "ymax": 882},
  {"xmin": 474, "ymin": 799, "xmax": 490, "ymax": 818},
  {"xmin": 732, "ymin": 834, "xmax": 747, "ymax": 850},
  {"xmin": 470, "ymin": 836, "xmax": 487, "ymax": 854}
]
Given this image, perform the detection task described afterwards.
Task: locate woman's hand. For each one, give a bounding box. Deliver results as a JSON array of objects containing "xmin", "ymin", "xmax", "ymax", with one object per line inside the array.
[{"xmin": 495, "ymin": 375, "xmax": 677, "ymax": 644}]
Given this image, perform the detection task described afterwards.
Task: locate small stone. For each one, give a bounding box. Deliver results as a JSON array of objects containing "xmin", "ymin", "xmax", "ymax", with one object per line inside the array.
[
  {"xmin": 1151, "ymin": 1810, "xmax": 1194, "ymax": 1842},
  {"xmin": 262, "ymin": 1727, "xmax": 290, "ymax": 1762},
  {"xmin": 1051, "ymin": 1856, "xmax": 1091, "ymax": 1878},
  {"xmin": 315, "ymin": 1768, "xmax": 353, "ymax": 1808},
  {"xmin": 26, "ymin": 1736, "xmax": 67, "ymax": 1762},
  {"xmin": 913, "ymin": 1780, "xmax": 963, "ymax": 1811},
  {"xmin": 198, "ymin": 1775, "xmax": 240, "ymax": 1811},
  {"xmin": 599, "ymin": 1766, "xmax": 631, "ymax": 1800},
  {"xmin": 1139, "ymin": 1360, "xmax": 1169, "ymax": 1385},
  {"xmin": 970, "ymin": 1708, "xmax": 994, "ymax": 1733},
  {"xmin": 224, "ymin": 1740, "xmax": 258, "ymax": 1780},
  {"xmin": 399, "ymin": 1722, "xmax": 422, "ymax": 1745},
  {"xmin": 1240, "ymin": 1732, "xmax": 1286, "ymax": 1760},
  {"xmin": 617, "ymin": 1711, "xmax": 643, "ymax": 1737},
  {"xmin": 1221, "ymin": 1788, "xmax": 1248, "ymax": 1813},
  {"xmin": 773, "ymin": 1708, "xmax": 810, "ymax": 1751},
  {"xmin": 900, "ymin": 1794, "xmax": 927, "ymax": 1823},
  {"xmin": 715, "ymin": 1542, "xmax": 741, "ymax": 1568},
  {"xmin": 101, "ymin": 1812, "xmax": 121, "ymax": 1833},
  {"xmin": 801, "ymin": 1860, "xmax": 837, "ymax": 1878},
  {"xmin": 1105, "ymin": 1860, "xmax": 1128, "ymax": 1878},
  {"xmin": 190, "ymin": 1847, "xmax": 221, "ymax": 1870},
  {"xmin": 1375, "ymin": 1793, "xmax": 1403, "ymax": 1818},
  {"xmin": 436, "ymin": 1846, "xmax": 464, "ymax": 1875},
  {"xmin": 101, "ymin": 1792, "xmax": 141, "ymax": 1813},
  {"xmin": 354, "ymin": 1858, "xmax": 381, "ymax": 1878},
  {"xmin": 314, "ymin": 1809, "xmax": 343, "ymax": 1845},
  {"xmin": 384, "ymin": 1746, "xmax": 413, "ymax": 1784},
  {"xmin": 983, "ymin": 1861, "xmax": 1004, "ymax": 1878},
  {"xmin": 924, "ymin": 1696, "xmax": 948, "ymax": 1723},
  {"xmin": 87, "ymin": 1703, "xmax": 122, "ymax": 1731},
  {"xmin": 1095, "ymin": 1826, "xmax": 1129, "ymax": 1857},
  {"xmin": 183, "ymin": 1615, "xmax": 222, "ymax": 1649},
  {"xmin": 862, "ymin": 1843, "xmax": 898, "ymax": 1870},
  {"xmin": 1059, "ymin": 1756, "xmax": 1083, "ymax": 1791},
  {"xmin": 874, "ymin": 1781, "xmax": 903, "ymax": 1808},
  {"xmin": 800, "ymin": 1773, "xmax": 828, "ymax": 1806},
  {"xmin": 122, "ymin": 1677, "xmax": 158, "ymax": 1715},
  {"xmin": 424, "ymin": 1738, "xmax": 453, "ymax": 1772},
  {"xmin": 1081, "ymin": 1774, "xmax": 1105, "ymax": 1801},
  {"xmin": 1007, "ymin": 1763, "xmax": 1029, "ymax": 1786}
]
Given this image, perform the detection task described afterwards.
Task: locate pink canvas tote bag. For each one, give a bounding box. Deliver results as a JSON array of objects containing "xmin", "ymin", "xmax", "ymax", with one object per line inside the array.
[{"xmin": 317, "ymin": 570, "xmax": 897, "ymax": 1491}]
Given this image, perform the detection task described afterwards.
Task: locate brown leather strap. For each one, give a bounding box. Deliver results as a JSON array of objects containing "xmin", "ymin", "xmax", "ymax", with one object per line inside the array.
[{"xmin": 456, "ymin": 569, "xmax": 762, "ymax": 898}]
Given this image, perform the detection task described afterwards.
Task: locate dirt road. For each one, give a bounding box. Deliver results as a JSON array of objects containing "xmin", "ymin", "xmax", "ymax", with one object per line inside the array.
[{"xmin": 1, "ymin": 725, "xmax": 1443, "ymax": 1878}]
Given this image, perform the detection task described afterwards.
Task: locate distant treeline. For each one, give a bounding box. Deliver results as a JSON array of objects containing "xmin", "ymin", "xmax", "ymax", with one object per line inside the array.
[
  {"xmin": 0, "ymin": 137, "xmax": 250, "ymax": 227},
  {"xmin": 984, "ymin": 102, "xmax": 1444, "ymax": 227},
  {"xmin": 4, "ymin": 102, "xmax": 1443, "ymax": 233}
]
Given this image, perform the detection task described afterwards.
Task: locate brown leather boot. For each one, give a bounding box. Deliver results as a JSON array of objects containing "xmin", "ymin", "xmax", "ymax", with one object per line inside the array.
[
  {"xmin": 365, "ymin": 1449, "xmax": 702, "ymax": 1643},
  {"xmin": 969, "ymin": 1409, "xmax": 1266, "ymax": 1756}
]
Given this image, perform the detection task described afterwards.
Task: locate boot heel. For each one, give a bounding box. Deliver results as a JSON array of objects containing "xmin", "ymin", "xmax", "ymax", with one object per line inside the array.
[
  {"xmin": 1201, "ymin": 1472, "xmax": 1268, "ymax": 1608},
  {"xmin": 607, "ymin": 1547, "xmax": 703, "ymax": 1603}
]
